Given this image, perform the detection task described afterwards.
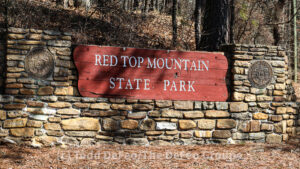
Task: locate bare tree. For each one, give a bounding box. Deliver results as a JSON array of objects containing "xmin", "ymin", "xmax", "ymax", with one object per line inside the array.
[
  {"xmin": 229, "ymin": 0, "xmax": 234, "ymax": 43},
  {"xmin": 273, "ymin": 0, "xmax": 288, "ymax": 46},
  {"xmin": 199, "ymin": 0, "xmax": 230, "ymax": 51},
  {"xmin": 123, "ymin": 0, "xmax": 128, "ymax": 11},
  {"xmin": 155, "ymin": 0, "xmax": 160, "ymax": 11},
  {"xmin": 149, "ymin": 0, "xmax": 154, "ymax": 11},
  {"xmin": 133, "ymin": 0, "xmax": 139, "ymax": 10},
  {"xmin": 172, "ymin": 0, "xmax": 177, "ymax": 47},
  {"xmin": 143, "ymin": 0, "xmax": 149, "ymax": 14},
  {"xmin": 160, "ymin": 0, "xmax": 165, "ymax": 13},
  {"xmin": 195, "ymin": 0, "xmax": 206, "ymax": 50}
]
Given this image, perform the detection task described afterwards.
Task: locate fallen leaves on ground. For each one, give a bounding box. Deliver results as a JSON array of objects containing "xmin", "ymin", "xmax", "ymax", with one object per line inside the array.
[{"xmin": 0, "ymin": 143, "xmax": 299, "ymax": 168}]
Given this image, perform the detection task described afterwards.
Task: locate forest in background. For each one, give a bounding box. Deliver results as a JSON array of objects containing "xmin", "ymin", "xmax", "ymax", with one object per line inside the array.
[{"xmin": 0, "ymin": 0, "xmax": 298, "ymax": 52}]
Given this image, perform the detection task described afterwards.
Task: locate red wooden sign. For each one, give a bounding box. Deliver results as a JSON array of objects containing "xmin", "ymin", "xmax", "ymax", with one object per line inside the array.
[{"xmin": 73, "ymin": 45, "xmax": 228, "ymax": 101}]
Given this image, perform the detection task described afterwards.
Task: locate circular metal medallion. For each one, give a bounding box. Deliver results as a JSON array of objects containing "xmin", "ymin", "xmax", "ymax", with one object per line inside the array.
[
  {"xmin": 25, "ymin": 47, "xmax": 54, "ymax": 79},
  {"xmin": 248, "ymin": 61, "xmax": 273, "ymax": 89}
]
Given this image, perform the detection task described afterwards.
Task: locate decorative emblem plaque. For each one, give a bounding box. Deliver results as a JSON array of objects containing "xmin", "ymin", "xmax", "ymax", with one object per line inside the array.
[
  {"xmin": 248, "ymin": 60, "xmax": 273, "ymax": 89},
  {"xmin": 25, "ymin": 47, "xmax": 54, "ymax": 79}
]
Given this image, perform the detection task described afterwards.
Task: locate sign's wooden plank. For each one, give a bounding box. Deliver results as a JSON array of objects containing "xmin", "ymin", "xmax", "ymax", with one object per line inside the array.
[{"xmin": 74, "ymin": 45, "xmax": 229, "ymax": 101}]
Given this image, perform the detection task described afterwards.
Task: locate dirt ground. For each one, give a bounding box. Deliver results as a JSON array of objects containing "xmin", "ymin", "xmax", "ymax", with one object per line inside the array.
[{"xmin": 0, "ymin": 143, "xmax": 299, "ymax": 169}]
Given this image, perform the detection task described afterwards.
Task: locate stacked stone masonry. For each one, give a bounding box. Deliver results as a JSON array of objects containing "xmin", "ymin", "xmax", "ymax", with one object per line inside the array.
[{"xmin": 0, "ymin": 28, "xmax": 299, "ymax": 147}]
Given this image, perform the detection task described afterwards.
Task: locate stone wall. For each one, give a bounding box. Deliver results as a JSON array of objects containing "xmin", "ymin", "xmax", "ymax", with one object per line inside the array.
[{"xmin": 0, "ymin": 28, "xmax": 299, "ymax": 147}]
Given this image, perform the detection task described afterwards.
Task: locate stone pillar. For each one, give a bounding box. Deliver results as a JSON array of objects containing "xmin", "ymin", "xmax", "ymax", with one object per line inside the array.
[
  {"xmin": 229, "ymin": 44, "xmax": 289, "ymax": 102},
  {"xmin": 224, "ymin": 44, "xmax": 295, "ymax": 143},
  {"xmin": 5, "ymin": 27, "xmax": 76, "ymax": 97}
]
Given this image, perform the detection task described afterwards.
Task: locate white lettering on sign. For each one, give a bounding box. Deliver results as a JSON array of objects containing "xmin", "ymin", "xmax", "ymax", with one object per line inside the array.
[
  {"xmin": 103, "ymin": 55, "xmax": 109, "ymax": 66},
  {"xmin": 145, "ymin": 57, "xmax": 209, "ymax": 71},
  {"xmin": 109, "ymin": 77, "xmax": 151, "ymax": 91},
  {"xmin": 163, "ymin": 80, "xmax": 195, "ymax": 92},
  {"xmin": 95, "ymin": 54, "xmax": 118, "ymax": 66},
  {"xmin": 95, "ymin": 54, "xmax": 102, "ymax": 66},
  {"xmin": 147, "ymin": 57, "xmax": 156, "ymax": 69},
  {"xmin": 110, "ymin": 55, "xmax": 118, "ymax": 66},
  {"xmin": 137, "ymin": 57, "xmax": 144, "ymax": 68},
  {"xmin": 134, "ymin": 79, "xmax": 142, "ymax": 90},
  {"xmin": 96, "ymin": 54, "xmax": 211, "ymax": 93},
  {"xmin": 129, "ymin": 56, "xmax": 137, "ymax": 67},
  {"xmin": 121, "ymin": 56, "xmax": 129, "ymax": 67}
]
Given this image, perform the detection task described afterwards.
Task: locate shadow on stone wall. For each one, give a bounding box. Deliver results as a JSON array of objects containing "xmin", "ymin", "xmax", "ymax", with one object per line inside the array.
[{"xmin": 0, "ymin": 28, "xmax": 6, "ymax": 94}]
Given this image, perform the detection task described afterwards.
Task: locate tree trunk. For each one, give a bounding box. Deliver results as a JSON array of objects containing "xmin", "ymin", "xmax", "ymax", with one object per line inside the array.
[
  {"xmin": 3, "ymin": 0, "xmax": 9, "ymax": 28},
  {"xmin": 195, "ymin": 0, "xmax": 206, "ymax": 50},
  {"xmin": 172, "ymin": 0, "xmax": 177, "ymax": 47},
  {"xmin": 123, "ymin": 0, "xmax": 128, "ymax": 11},
  {"xmin": 164, "ymin": 0, "xmax": 168, "ymax": 13},
  {"xmin": 160, "ymin": 0, "xmax": 165, "ymax": 13},
  {"xmin": 149, "ymin": 0, "xmax": 154, "ymax": 11},
  {"xmin": 143, "ymin": 0, "xmax": 149, "ymax": 14},
  {"xmin": 199, "ymin": 0, "xmax": 230, "ymax": 51},
  {"xmin": 56, "ymin": 0, "xmax": 68, "ymax": 8},
  {"xmin": 177, "ymin": 0, "xmax": 180, "ymax": 15},
  {"xmin": 273, "ymin": 0, "xmax": 287, "ymax": 46},
  {"xmin": 129, "ymin": 0, "xmax": 133, "ymax": 10},
  {"xmin": 133, "ymin": 0, "xmax": 139, "ymax": 10},
  {"xmin": 75, "ymin": 0, "xmax": 91, "ymax": 10},
  {"xmin": 155, "ymin": 0, "xmax": 159, "ymax": 11},
  {"xmin": 229, "ymin": 0, "xmax": 234, "ymax": 43}
]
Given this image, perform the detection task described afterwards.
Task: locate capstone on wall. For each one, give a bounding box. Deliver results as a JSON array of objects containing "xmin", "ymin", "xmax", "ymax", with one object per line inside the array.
[{"xmin": 0, "ymin": 27, "xmax": 299, "ymax": 147}]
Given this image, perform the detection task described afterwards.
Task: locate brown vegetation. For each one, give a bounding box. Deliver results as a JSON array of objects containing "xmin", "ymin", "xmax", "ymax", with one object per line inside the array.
[
  {"xmin": 0, "ymin": 0, "xmax": 195, "ymax": 50},
  {"xmin": 0, "ymin": 0, "xmax": 296, "ymax": 51}
]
